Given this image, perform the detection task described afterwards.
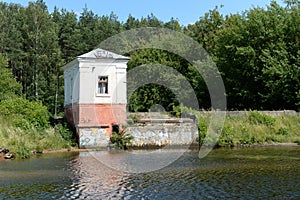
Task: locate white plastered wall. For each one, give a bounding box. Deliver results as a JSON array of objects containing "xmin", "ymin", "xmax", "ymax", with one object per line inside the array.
[
  {"xmin": 78, "ymin": 59, "xmax": 127, "ymax": 104},
  {"xmin": 64, "ymin": 61, "xmax": 80, "ymax": 106}
]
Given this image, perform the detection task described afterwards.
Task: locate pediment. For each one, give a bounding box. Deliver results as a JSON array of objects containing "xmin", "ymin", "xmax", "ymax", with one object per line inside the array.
[{"xmin": 78, "ymin": 48, "xmax": 129, "ymax": 60}]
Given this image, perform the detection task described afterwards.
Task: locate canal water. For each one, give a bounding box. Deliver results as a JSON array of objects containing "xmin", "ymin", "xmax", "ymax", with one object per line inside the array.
[{"xmin": 0, "ymin": 146, "xmax": 299, "ymax": 199}]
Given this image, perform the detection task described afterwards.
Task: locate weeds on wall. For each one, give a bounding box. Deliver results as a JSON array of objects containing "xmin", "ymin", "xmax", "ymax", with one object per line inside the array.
[{"xmin": 110, "ymin": 130, "xmax": 133, "ymax": 150}]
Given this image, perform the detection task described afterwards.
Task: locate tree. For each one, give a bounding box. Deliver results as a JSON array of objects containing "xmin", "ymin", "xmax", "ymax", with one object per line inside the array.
[
  {"xmin": 0, "ymin": 54, "xmax": 22, "ymax": 101},
  {"xmin": 214, "ymin": 1, "xmax": 300, "ymax": 110},
  {"xmin": 124, "ymin": 14, "xmax": 140, "ymax": 30},
  {"xmin": 78, "ymin": 6, "xmax": 101, "ymax": 52},
  {"xmin": 164, "ymin": 17, "xmax": 182, "ymax": 31},
  {"xmin": 184, "ymin": 6, "xmax": 224, "ymax": 53},
  {"xmin": 21, "ymin": 1, "xmax": 62, "ymax": 115},
  {"xmin": 54, "ymin": 8, "xmax": 82, "ymax": 63},
  {"xmin": 140, "ymin": 13, "xmax": 163, "ymax": 27},
  {"xmin": 98, "ymin": 12, "xmax": 123, "ymax": 42}
]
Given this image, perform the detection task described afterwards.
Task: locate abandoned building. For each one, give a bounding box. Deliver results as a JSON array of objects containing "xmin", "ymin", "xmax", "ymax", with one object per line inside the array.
[{"xmin": 63, "ymin": 48, "xmax": 129, "ymax": 148}]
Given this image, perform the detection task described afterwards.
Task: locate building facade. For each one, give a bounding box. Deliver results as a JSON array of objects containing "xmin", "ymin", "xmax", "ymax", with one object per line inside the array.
[{"xmin": 63, "ymin": 48, "xmax": 129, "ymax": 148}]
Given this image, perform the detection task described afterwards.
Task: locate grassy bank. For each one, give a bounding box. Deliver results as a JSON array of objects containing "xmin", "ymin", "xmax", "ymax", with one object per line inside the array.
[
  {"xmin": 176, "ymin": 107, "xmax": 300, "ymax": 147},
  {"xmin": 0, "ymin": 116, "xmax": 76, "ymax": 159},
  {"xmin": 221, "ymin": 114, "xmax": 300, "ymax": 146}
]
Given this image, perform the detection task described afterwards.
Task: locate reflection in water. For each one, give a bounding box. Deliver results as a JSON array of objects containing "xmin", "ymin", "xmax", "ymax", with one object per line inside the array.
[
  {"xmin": 86, "ymin": 149, "xmax": 188, "ymax": 173},
  {"xmin": 63, "ymin": 152, "xmax": 128, "ymax": 199},
  {"xmin": 0, "ymin": 147, "xmax": 300, "ymax": 199}
]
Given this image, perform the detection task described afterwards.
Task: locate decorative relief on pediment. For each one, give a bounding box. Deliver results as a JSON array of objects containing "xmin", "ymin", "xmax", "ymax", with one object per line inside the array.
[{"xmin": 94, "ymin": 49, "xmax": 114, "ymax": 58}]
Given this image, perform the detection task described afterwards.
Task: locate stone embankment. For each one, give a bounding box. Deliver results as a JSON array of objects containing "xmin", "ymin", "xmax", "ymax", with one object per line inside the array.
[{"xmin": 126, "ymin": 112, "xmax": 198, "ymax": 148}]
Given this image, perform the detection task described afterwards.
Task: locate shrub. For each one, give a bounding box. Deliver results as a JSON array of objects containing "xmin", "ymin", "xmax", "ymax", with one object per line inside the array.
[
  {"xmin": 218, "ymin": 126, "xmax": 235, "ymax": 147},
  {"xmin": 276, "ymin": 127, "xmax": 289, "ymax": 136},
  {"xmin": 0, "ymin": 98, "xmax": 49, "ymax": 129},
  {"xmin": 54, "ymin": 123, "xmax": 77, "ymax": 147},
  {"xmin": 239, "ymin": 133, "xmax": 256, "ymax": 145},
  {"xmin": 11, "ymin": 114, "xmax": 33, "ymax": 130},
  {"xmin": 248, "ymin": 111, "xmax": 276, "ymax": 126},
  {"xmin": 110, "ymin": 130, "xmax": 133, "ymax": 149},
  {"xmin": 198, "ymin": 117, "xmax": 208, "ymax": 144}
]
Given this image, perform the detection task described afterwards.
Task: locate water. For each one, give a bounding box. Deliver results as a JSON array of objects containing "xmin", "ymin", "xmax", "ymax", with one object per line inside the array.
[{"xmin": 0, "ymin": 147, "xmax": 299, "ymax": 199}]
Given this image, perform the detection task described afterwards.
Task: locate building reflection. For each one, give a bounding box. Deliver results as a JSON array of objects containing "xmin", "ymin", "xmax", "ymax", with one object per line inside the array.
[{"xmin": 64, "ymin": 151, "xmax": 130, "ymax": 199}]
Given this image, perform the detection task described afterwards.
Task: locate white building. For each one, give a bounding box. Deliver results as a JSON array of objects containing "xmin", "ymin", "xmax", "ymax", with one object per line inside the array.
[{"xmin": 63, "ymin": 48, "xmax": 129, "ymax": 148}]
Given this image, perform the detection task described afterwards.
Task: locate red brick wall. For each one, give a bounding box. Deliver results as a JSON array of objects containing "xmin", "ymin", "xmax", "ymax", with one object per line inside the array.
[{"xmin": 65, "ymin": 103, "xmax": 126, "ymax": 134}]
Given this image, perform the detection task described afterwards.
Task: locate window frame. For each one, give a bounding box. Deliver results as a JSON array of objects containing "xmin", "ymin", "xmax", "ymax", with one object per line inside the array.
[{"xmin": 96, "ymin": 75, "xmax": 110, "ymax": 96}]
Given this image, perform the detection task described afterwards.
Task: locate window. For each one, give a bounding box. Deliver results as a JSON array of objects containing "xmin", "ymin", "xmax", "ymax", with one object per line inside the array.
[{"xmin": 98, "ymin": 76, "xmax": 108, "ymax": 94}]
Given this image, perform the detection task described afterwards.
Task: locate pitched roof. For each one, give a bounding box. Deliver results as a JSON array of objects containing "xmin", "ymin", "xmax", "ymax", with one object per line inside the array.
[{"xmin": 78, "ymin": 48, "xmax": 129, "ymax": 60}]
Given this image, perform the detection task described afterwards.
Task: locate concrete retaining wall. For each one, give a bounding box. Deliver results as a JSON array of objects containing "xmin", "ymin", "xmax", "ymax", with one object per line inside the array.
[{"xmin": 126, "ymin": 121, "xmax": 198, "ymax": 147}]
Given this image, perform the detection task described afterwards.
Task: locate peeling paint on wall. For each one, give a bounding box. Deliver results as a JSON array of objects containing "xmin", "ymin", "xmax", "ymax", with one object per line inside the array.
[{"xmin": 79, "ymin": 128, "xmax": 110, "ymax": 148}]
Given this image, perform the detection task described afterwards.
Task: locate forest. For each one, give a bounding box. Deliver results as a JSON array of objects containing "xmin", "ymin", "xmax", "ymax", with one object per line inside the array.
[{"xmin": 0, "ymin": 0, "xmax": 299, "ymax": 117}]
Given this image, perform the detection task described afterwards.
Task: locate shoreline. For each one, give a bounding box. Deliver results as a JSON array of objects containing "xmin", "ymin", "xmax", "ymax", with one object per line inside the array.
[
  {"xmin": 1, "ymin": 143, "xmax": 299, "ymax": 161},
  {"xmin": 42, "ymin": 142, "xmax": 300, "ymax": 154},
  {"xmin": 237, "ymin": 142, "xmax": 299, "ymax": 147}
]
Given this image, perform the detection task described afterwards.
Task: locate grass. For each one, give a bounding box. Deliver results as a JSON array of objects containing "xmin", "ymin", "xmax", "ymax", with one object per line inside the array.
[
  {"xmin": 0, "ymin": 116, "xmax": 75, "ymax": 159},
  {"xmin": 175, "ymin": 106, "xmax": 300, "ymax": 147},
  {"xmin": 1, "ymin": 107, "xmax": 299, "ymax": 158}
]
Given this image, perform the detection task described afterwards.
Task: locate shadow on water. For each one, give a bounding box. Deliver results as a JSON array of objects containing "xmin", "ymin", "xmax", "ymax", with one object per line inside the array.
[{"xmin": 0, "ymin": 147, "xmax": 300, "ymax": 199}]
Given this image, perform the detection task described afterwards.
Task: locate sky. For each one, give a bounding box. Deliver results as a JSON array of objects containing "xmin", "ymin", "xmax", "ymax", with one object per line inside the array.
[{"xmin": 4, "ymin": 0, "xmax": 285, "ymax": 25}]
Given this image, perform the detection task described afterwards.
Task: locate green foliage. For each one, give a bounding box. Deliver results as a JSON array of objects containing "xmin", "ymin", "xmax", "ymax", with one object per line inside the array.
[
  {"xmin": 0, "ymin": 1, "xmax": 298, "ymax": 158},
  {"xmin": 14, "ymin": 145, "xmax": 32, "ymax": 159},
  {"xmin": 248, "ymin": 111, "xmax": 276, "ymax": 126},
  {"xmin": 0, "ymin": 1, "xmax": 299, "ymax": 113},
  {"xmin": 0, "ymin": 54, "xmax": 22, "ymax": 101},
  {"xmin": 184, "ymin": 6, "xmax": 224, "ymax": 51},
  {"xmin": 239, "ymin": 133, "xmax": 257, "ymax": 145},
  {"xmin": 110, "ymin": 130, "xmax": 133, "ymax": 150},
  {"xmin": 0, "ymin": 98, "xmax": 49, "ymax": 129},
  {"xmin": 11, "ymin": 115, "xmax": 33, "ymax": 130},
  {"xmin": 218, "ymin": 125, "xmax": 235, "ymax": 147},
  {"xmin": 198, "ymin": 117, "xmax": 208, "ymax": 144},
  {"xmin": 0, "ymin": 115, "xmax": 73, "ymax": 159},
  {"xmin": 213, "ymin": 2, "xmax": 300, "ymax": 110},
  {"xmin": 276, "ymin": 127, "xmax": 289, "ymax": 136},
  {"xmin": 54, "ymin": 122, "xmax": 77, "ymax": 147},
  {"xmin": 127, "ymin": 49, "xmax": 189, "ymax": 112},
  {"xmin": 174, "ymin": 105, "xmax": 300, "ymax": 147}
]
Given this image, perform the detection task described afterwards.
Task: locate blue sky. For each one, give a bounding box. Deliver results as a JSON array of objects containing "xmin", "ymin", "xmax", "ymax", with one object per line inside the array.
[{"xmin": 4, "ymin": 0, "xmax": 285, "ymax": 25}]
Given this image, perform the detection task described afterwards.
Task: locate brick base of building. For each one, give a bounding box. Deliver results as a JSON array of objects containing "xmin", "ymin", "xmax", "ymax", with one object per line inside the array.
[{"xmin": 65, "ymin": 103, "xmax": 126, "ymax": 148}]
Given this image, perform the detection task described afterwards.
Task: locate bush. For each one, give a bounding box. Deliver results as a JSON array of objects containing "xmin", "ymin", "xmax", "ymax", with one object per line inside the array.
[
  {"xmin": 218, "ymin": 125, "xmax": 235, "ymax": 147},
  {"xmin": 11, "ymin": 114, "xmax": 33, "ymax": 130},
  {"xmin": 198, "ymin": 117, "xmax": 208, "ymax": 144},
  {"xmin": 0, "ymin": 97, "xmax": 49, "ymax": 129},
  {"xmin": 248, "ymin": 111, "xmax": 276, "ymax": 126},
  {"xmin": 276, "ymin": 127, "xmax": 289, "ymax": 136},
  {"xmin": 54, "ymin": 123, "xmax": 77, "ymax": 147},
  {"xmin": 110, "ymin": 130, "xmax": 133, "ymax": 149}
]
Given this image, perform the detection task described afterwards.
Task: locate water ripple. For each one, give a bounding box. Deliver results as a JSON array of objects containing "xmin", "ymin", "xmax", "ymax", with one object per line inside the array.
[{"xmin": 0, "ymin": 147, "xmax": 300, "ymax": 199}]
